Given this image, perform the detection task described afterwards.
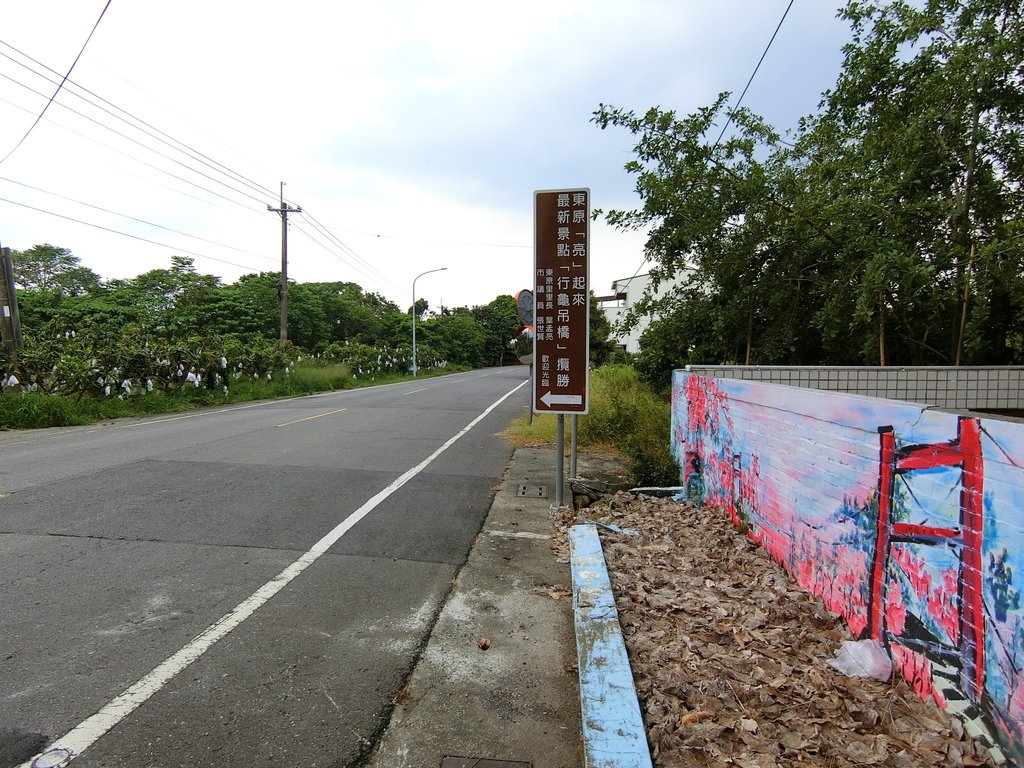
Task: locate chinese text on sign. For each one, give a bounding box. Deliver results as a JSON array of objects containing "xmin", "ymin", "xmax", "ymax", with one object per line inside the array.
[{"xmin": 533, "ymin": 188, "xmax": 590, "ymax": 414}]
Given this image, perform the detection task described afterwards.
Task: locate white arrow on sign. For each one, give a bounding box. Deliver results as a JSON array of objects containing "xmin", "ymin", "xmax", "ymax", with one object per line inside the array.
[{"xmin": 540, "ymin": 391, "xmax": 582, "ymax": 407}]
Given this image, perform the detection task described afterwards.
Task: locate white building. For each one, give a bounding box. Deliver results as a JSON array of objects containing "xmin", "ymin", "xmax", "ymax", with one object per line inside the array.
[{"xmin": 598, "ymin": 272, "xmax": 683, "ymax": 354}]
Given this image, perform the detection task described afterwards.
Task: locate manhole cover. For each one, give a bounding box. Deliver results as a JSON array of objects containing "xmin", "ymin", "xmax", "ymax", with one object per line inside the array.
[
  {"xmin": 441, "ymin": 758, "xmax": 532, "ymax": 768},
  {"xmin": 516, "ymin": 485, "xmax": 547, "ymax": 498}
]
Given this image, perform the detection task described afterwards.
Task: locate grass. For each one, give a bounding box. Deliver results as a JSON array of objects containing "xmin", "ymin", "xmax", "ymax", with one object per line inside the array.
[
  {"xmin": 0, "ymin": 363, "xmax": 457, "ymax": 431},
  {"xmin": 503, "ymin": 364, "xmax": 681, "ymax": 487}
]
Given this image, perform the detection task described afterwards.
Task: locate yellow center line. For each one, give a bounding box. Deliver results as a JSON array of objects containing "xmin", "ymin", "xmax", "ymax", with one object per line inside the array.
[
  {"xmin": 402, "ymin": 387, "xmax": 430, "ymax": 396},
  {"xmin": 275, "ymin": 407, "xmax": 348, "ymax": 428}
]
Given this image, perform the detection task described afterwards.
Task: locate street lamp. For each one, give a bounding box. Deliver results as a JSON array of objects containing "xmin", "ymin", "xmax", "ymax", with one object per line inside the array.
[{"xmin": 411, "ymin": 267, "xmax": 447, "ymax": 377}]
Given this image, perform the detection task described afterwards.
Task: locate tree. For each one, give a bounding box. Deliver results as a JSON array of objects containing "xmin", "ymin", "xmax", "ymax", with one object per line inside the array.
[
  {"xmin": 804, "ymin": 0, "xmax": 1024, "ymax": 365},
  {"xmin": 471, "ymin": 295, "xmax": 520, "ymax": 366},
  {"xmin": 594, "ymin": 0, "xmax": 1024, "ymax": 370},
  {"xmin": 212, "ymin": 272, "xmax": 280, "ymax": 339},
  {"xmin": 589, "ymin": 292, "xmax": 616, "ymax": 366},
  {"xmin": 107, "ymin": 255, "xmax": 221, "ymax": 337},
  {"xmin": 420, "ymin": 308, "xmax": 488, "ymax": 368},
  {"xmin": 593, "ymin": 96, "xmax": 792, "ymax": 368},
  {"xmin": 409, "ymin": 298, "xmax": 430, "ymax": 321},
  {"xmin": 286, "ymin": 282, "xmax": 329, "ymax": 349},
  {"xmin": 12, "ymin": 244, "xmax": 101, "ymax": 295},
  {"xmin": 306, "ymin": 282, "xmax": 402, "ymax": 347},
  {"xmin": 634, "ymin": 306, "xmax": 692, "ymax": 389}
]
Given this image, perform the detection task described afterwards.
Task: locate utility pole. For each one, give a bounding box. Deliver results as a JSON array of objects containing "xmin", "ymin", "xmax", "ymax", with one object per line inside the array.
[
  {"xmin": 0, "ymin": 244, "xmax": 23, "ymax": 374},
  {"xmin": 267, "ymin": 182, "xmax": 301, "ymax": 343}
]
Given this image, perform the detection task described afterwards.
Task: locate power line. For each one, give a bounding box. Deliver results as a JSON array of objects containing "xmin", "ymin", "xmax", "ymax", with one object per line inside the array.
[
  {"xmin": 0, "ymin": 194, "xmax": 264, "ymax": 273},
  {"xmin": 0, "ymin": 28, "xmax": 406, "ymax": 294},
  {"xmin": 0, "ymin": 0, "xmax": 111, "ymax": 166},
  {"xmin": 289, "ymin": 221, "xmax": 402, "ymax": 293},
  {"xmin": 0, "ymin": 70, "xmax": 270, "ymax": 210},
  {"xmin": 111, "ymin": 162, "xmax": 248, "ymax": 213},
  {"xmin": 298, "ymin": 209, "xmax": 397, "ymax": 288},
  {"xmin": 93, "ymin": 56, "xmax": 278, "ymax": 183},
  {"xmin": 0, "ymin": 40, "xmax": 277, "ymax": 201},
  {"xmin": 713, "ymin": 0, "xmax": 795, "ymax": 148},
  {"xmin": 0, "ymin": 175, "xmax": 275, "ymax": 263},
  {"xmin": 619, "ymin": 0, "xmax": 797, "ymax": 283},
  {"xmin": 0, "ymin": 63, "xmax": 382, "ymax": 289},
  {"xmin": 297, "ymin": 212, "xmax": 400, "ymax": 290},
  {"xmin": 0, "ymin": 89, "xmax": 259, "ymax": 215}
]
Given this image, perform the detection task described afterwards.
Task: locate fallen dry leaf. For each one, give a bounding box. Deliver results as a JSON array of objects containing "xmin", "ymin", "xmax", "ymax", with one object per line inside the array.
[
  {"xmin": 681, "ymin": 710, "xmax": 714, "ymax": 725},
  {"xmin": 552, "ymin": 492, "xmax": 1001, "ymax": 768}
]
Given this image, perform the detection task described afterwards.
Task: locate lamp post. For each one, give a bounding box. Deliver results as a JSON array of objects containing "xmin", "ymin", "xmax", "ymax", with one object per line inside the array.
[{"xmin": 412, "ymin": 267, "xmax": 447, "ymax": 377}]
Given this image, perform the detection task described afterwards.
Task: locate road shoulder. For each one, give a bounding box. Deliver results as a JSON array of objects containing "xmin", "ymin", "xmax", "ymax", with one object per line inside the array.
[{"xmin": 364, "ymin": 447, "xmax": 582, "ymax": 768}]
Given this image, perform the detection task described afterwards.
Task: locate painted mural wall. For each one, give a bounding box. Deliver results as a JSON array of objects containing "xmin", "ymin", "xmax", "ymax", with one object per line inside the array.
[{"xmin": 672, "ymin": 372, "xmax": 1024, "ymax": 763}]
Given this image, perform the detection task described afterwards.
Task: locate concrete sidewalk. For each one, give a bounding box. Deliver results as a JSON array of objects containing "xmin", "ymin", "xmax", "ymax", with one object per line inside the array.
[{"xmin": 364, "ymin": 448, "xmax": 584, "ymax": 768}]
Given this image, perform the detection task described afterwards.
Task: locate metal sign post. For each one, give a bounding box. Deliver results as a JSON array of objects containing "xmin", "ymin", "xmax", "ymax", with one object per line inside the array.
[
  {"xmin": 533, "ymin": 188, "xmax": 590, "ymax": 506},
  {"xmin": 528, "ymin": 364, "xmax": 534, "ymax": 425},
  {"xmin": 570, "ymin": 414, "xmax": 578, "ymax": 479},
  {"xmin": 555, "ymin": 415, "xmax": 565, "ymax": 507}
]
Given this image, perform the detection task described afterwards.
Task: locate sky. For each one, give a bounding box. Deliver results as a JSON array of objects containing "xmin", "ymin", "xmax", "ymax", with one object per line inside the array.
[{"xmin": 0, "ymin": 1, "xmax": 855, "ymax": 315}]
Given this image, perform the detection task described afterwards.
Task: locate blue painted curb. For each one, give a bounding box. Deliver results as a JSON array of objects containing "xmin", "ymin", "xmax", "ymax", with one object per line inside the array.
[{"xmin": 569, "ymin": 524, "xmax": 653, "ymax": 768}]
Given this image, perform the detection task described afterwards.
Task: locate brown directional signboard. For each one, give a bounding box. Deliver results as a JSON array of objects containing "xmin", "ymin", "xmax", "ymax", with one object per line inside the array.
[{"xmin": 533, "ymin": 188, "xmax": 590, "ymax": 414}]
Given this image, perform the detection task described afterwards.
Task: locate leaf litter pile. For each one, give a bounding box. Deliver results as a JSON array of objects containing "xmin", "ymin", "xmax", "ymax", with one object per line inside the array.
[{"xmin": 551, "ymin": 492, "xmax": 998, "ymax": 768}]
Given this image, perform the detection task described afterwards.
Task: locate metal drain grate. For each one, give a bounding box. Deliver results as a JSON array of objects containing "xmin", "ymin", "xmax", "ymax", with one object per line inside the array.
[
  {"xmin": 516, "ymin": 484, "xmax": 547, "ymax": 498},
  {"xmin": 441, "ymin": 758, "xmax": 532, "ymax": 768}
]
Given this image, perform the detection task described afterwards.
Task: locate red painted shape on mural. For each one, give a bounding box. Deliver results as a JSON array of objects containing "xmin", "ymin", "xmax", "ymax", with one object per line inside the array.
[
  {"xmin": 684, "ymin": 375, "xmax": 739, "ymax": 517},
  {"xmin": 959, "ymin": 417, "xmax": 985, "ymax": 701},
  {"xmin": 893, "ymin": 546, "xmax": 933, "ymax": 604},
  {"xmin": 886, "ymin": 579, "xmax": 907, "ymax": 636},
  {"xmin": 869, "ymin": 427, "xmax": 896, "ymax": 639},
  {"xmin": 869, "ymin": 416, "xmax": 985, "ymax": 703},
  {"xmin": 896, "ymin": 444, "xmax": 967, "ymax": 471},
  {"xmin": 892, "ymin": 522, "xmax": 961, "ymax": 540},
  {"xmin": 891, "ymin": 644, "xmax": 949, "ymax": 710}
]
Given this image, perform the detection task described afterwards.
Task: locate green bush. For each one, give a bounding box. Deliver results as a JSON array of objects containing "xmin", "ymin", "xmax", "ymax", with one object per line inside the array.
[
  {"xmin": 504, "ymin": 364, "xmax": 680, "ymax": 487},
  {"xmin": 266, "ymin": 363, "xmax": 353, "ymax": 396},
  {"xmin": 321, "ymin": 341, "xmax": 412, "ymax": 376},
  {"xmin": 0, "ymin": 360, "xmax": 355, "ymax": 430},
  {"xmin": 0, "ymin": 391, "xmax": 89, "ymax": 429}
]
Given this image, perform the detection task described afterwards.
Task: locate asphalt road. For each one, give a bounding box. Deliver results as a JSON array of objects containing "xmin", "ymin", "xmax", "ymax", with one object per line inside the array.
[{"xmin": 0, "ymin": 366, "xmax": 530, "ymax": 768}]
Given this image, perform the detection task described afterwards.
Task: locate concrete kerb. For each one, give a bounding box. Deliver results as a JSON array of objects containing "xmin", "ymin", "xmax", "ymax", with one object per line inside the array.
[{"xmin": 568, "ymin": 525, "xmax": 653, "ymax": 768}]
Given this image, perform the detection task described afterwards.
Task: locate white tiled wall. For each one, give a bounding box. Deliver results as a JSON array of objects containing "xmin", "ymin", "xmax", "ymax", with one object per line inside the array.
[{"xmin": 683, "ymin": 366, "xmax": 1024, "ymax": 411}]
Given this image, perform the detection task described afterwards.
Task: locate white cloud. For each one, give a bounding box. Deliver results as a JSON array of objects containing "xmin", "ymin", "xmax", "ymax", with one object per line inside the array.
[{"xmin": 0, "ymin": 1, "xmax": 852, "ymax": 312}]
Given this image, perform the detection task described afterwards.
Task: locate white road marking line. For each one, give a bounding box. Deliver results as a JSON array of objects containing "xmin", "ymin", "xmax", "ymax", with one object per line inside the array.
[
  {"xmin": 118, "ymin": 400, "xmax": 279, "ymax": 427},
  {"xmin": 401, "ymin": 387, "xmax": 429, "ymax": 396},
  {"xmin": 19, "ymin": 379, "xmax": 528, "ymax": 768},
  {"xmin": 275, "ymin": 407, "xmax": 348, "ymax": 428}
]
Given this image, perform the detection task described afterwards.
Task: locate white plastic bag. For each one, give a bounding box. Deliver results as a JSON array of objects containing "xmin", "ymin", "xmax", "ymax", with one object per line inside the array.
[{"xmin": 826, "ymin": 639, "xmax": 892, "ymax": 681}]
